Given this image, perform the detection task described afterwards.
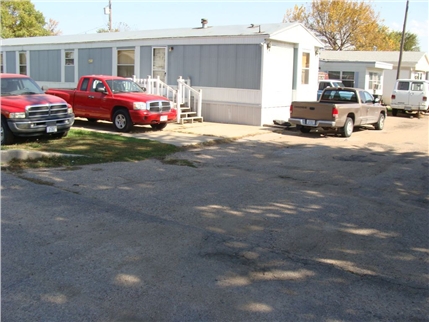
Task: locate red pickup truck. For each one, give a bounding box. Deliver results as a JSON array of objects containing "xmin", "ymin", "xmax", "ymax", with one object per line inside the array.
[
  {"xmin": 1, "ymin": 73, "xmax": 74, "ymax": 145},
  {"xmin": 45, "ymin": 75, "xmax": 177, "ymax": 132}
]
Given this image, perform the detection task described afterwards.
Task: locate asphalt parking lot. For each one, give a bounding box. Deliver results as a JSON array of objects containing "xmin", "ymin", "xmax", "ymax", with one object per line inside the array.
[{"xmin": 1, "ymin": 114, "xmax": 428, "ymax": 321}]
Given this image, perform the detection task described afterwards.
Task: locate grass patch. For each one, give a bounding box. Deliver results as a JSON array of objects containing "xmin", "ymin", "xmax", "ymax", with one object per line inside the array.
[{"xmin": 2, "ymin": 129, "xmax": 180, "ymax": 169}]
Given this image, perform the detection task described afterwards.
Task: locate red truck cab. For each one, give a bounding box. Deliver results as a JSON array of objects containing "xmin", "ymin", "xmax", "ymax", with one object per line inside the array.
[
  {"xmin": 46, "ymin": 75, "xmax": 177, "ymax": 132},
  {"xmin": 1, "ymin": 73, "xmax": 75, "ymax": 145}
]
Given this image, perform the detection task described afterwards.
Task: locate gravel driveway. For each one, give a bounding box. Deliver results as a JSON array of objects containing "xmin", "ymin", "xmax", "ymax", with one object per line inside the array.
[{"xmin": 2, "ymin": 115, "xmax": 428, "ymax": 322}]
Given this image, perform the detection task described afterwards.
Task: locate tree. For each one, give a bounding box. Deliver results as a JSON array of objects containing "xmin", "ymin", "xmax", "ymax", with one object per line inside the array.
[
  {"xmin": 97, "ymin": 22, "xmax": 130, "ymax": 33},
  {"xmin": 45, "ymin": 18, "xmax": 62, "ymax": 36},
  {"xmin": 0, "ymin": 0, "xmax": 50, "ymax": 38},
  {"xmin": 386, "ymin": 31, "xmax": 420, "ymax": 51},
  {"xmin": 282, "ymin": 0, "xmax": 419, "ymax": 51}
]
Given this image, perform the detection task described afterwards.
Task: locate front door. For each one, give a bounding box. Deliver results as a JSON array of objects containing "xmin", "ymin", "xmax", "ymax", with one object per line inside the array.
[{"xmin": 152, "ymin": 47, "xmax": 167, "ymax": 82}]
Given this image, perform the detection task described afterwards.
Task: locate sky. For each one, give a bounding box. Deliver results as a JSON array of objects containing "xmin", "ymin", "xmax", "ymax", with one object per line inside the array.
[{"xmin": 32, "ymin": 0, "xmax": 428, "ymax": 52}]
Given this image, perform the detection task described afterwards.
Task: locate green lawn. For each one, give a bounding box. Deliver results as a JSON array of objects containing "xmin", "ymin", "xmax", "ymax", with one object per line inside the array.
[{"xmin": 2, "ymin": 129, "xmax": 181, "ymax": 169}]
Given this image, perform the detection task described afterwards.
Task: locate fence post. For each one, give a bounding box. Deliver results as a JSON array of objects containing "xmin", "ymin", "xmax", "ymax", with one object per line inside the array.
[
  {"xmin": 176, "ymin": 77, "xmax": 183, "ymax": 124},
  {"xmin": 197, "ymin": 89, "xmax": 202, "ymax": 118}
]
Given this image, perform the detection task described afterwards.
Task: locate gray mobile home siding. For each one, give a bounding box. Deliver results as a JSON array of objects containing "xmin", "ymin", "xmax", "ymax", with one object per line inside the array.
[
  {"xmin": 30, "ymin": 50, "xmax": 61, "ymax": 82},
  {"xmin": 78, "ymin": 48, "xmax": 112, "ymax": 77},
  {"xmin": 139, "ymin": 46, "xmax": 152, "ymax": 79},
  {"xmin": 167, "ymin": 44, "xmax": 261, "ymax": 89},
  {"xmin": 5, "ymin": 52, "xmax": 16, "ymax": 73}
]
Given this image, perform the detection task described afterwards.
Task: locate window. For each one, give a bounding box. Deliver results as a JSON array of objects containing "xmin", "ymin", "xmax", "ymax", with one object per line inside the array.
[
  {"xmin": 19, "ymin": 52, "xmax": 27, "ymax": 75},
  {"xmin": 368, "ymin": 72, "xmax": 381, "ymax": 91},
  {"xmin": 0, "ymin": 53, "xmax": 3, "ymax": 73},
  {"xmin": 90, "ymin": 79, "xmax": 104, "ymax": 92},
  {"xmin": 301, "ymin": 52, "xmax": 310, "ymax": 84},
  {"xmin": 117, "ymin": 50, "xmax": 135, "ymax": 77},
  {"xmin": 397, "ymin": 81, "xmax": 409, "ymax": 91},
  {"xmin": 342, "ymin": 71, "xmax": 355, "ymax": 87},
  {"xmin": 411, "ymin": 82, "xmax": 423, "ymax": 91},
  {"xmin": 328, "ymin": 71, "xmax": 354, "ymax": 87},
  {"xmin": 328, "ymin": 71, "xmax": 341, "ymax": 80},
  {"xmin": 414, "ymin": 72, "xmax": 423, "ymax": 80},
  {"xmin": 80, "ymin": 78, "xmax": 90, "ymax": 91},
  {"xmin": 65, "ymin": 51, "xmax": 74, "ymax": 65}
]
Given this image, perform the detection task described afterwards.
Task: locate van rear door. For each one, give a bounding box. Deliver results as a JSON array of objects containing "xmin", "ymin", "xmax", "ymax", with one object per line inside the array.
[
  {"xmin": 392, "ymin": 80, "xmax": 410, "ymax": 107},
  {"xmin": 408, "ymin": 81, "xmax": 426, "ymax": 110}
]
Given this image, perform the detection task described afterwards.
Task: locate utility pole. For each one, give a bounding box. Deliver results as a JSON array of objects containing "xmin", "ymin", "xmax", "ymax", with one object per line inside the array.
[
  {"xmin": 104, "ymin": 0, "xmax": 112, "ymax": 32},
  {"xmin": 396, "ymin": 0, "xmax": 409, "ymax": 80}
]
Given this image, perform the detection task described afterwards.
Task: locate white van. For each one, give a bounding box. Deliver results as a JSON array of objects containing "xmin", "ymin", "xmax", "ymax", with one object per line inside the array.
[{"xmin": 391, "ymin": 79, "xmax": 429, "ymax": 116}]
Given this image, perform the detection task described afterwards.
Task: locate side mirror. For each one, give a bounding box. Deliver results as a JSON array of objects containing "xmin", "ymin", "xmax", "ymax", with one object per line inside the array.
[
  {"xmin": 41, "ymin": 85, "xmax": 48, "ymax": 91},
  {"xmin": 373, "ymin": 97, "xmax": 380, "ymax": 104},
  {"xmin": 95, "ymin": 86, "xmax": 107, "ymax": 93}
]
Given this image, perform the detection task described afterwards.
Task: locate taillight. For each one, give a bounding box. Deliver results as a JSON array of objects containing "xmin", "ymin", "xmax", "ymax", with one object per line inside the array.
[
  {"xmin": 391, "ymin": 94, "xmax": 396, "ymax": 99},
  {"xmin": 423, "ymin": 96, "xmax": 427, "ymax": 102},
  {"xmin": 290, "ymin": 104, "xmax": 293, "ymax": 114},
  {"xmin": 332, "ymin": 107, "xmax": 339, "ymax": 119}
]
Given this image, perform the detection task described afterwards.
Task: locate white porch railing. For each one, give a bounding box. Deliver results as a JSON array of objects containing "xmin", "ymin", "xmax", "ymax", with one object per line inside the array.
[
  {"xmin": 132, "ymin": 75, "xmax": 177, "ymax": 104},
  {"xmin": 176, "ymin": 76, "xmax": 203, "ymax": 124},
  {"xmin": 132, "ymin": 75, "xmax": 203, "ymax": 124}
]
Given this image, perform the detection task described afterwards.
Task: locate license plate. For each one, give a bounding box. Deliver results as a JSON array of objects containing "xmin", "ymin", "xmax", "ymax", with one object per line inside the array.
[
  {"xmin": 306, "ymin": 119, "xmax": 316, "ymax": 126},
  {"xmin": 160, "ymin": 115, "xmax": 167, "ymax": 122},
  {"xmin": 46, "ymin": 125, "xmax": 57, "ymax": 133}
]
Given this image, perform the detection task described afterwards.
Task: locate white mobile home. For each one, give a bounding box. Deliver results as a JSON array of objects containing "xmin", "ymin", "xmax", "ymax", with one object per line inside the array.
[
  {"xmin": 1, "ymin": 22, "xmax": 324, "ymax": 126},
  {"xmin": 319, "ymin": 51, "xmax": 429, "ymax": 105}
]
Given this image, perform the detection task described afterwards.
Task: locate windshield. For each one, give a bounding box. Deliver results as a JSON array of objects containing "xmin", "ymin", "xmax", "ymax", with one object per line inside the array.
[
  {"xmin": 105, "ymin": 79, "xmax": 145, "ymax": 93},
  {"xmin": 1, "ymin": 77, "xmax": 44, "ymax": 96}
]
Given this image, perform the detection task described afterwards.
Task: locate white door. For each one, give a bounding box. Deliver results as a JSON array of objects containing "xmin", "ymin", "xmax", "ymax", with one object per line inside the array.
[
  {"xmin": 152, "ymin": 47, "xmax": 167, "ymax": 82},
  {"xmin": 409, "ymin": 81, "xmax": 425, "ymax": 108}
]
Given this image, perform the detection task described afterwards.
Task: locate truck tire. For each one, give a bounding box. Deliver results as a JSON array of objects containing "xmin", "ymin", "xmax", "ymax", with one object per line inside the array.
[
  {"xmin": 151, "ymin": 123, "xmax": 167, "ymax": 131},
  {"xmin": 299, "ymin": 126, "xmax": 311, "ymax": 133},
  {"xmin": 392, "ymin": 109, "xmax": 398, "ymax": 116},
  {"xmin": 374, "ymin": 113, "xmax": 385, "ymax": 130},
  {"xmin": 113, "ymin": 109, "xmax": 133, "ymax": 132},
  {"xmin": 1, "ymin": 117, "xmax": 15, "ymax": 145},
  {"xmin": 341, "ymin": 117, "xmax": 354, "ymax": 137}
]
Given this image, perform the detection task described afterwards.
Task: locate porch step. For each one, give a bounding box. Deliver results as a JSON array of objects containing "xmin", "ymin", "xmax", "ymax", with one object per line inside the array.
[
  {"xmin": 180, "ymin": 111, "xmax": 197, "ymax": 117},
  {"xmin": 180, "ymin": 116, "xmax": 203, "ymax": 124}
]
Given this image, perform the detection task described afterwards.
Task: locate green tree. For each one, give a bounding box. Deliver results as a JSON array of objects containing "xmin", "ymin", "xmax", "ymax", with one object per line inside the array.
[
  {"xmin": 387, "ymin": 31, "xmax": 420, "ymax": 51},
  {"xmin": 1, "ymin": 0, "xmax": 50, "ymax": 38},
  {"xmin": 283, "ymin": 0, "xmax": 418, "ymax": 51}
]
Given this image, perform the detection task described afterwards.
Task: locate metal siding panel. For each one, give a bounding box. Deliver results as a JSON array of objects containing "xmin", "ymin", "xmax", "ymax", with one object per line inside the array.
[
  {"xmin": 30, "ymin": 50, "xmax": 61, "ymax": 82},
  {"xmin": 6, "ymin": 52, "xmax": 16, "ymax": 73},
  {"xmin": 218, "ymin": 45, "xmax": 237, "ymax": 88},
  {"xmin": 65, "ymin": 66, "xmax": 74, "ymax": 82},
  {"xmin": 167, "ymin": 45, "xmax": 184, "ymax": 84},
  {"xmin": 200, "ymin": 45, "xmax": 218, "ymax": 87},
  {"xmin": 139, "ymin": 46, "xmax": 152, "ymax": 78},
  {"xmin": 183, "ymin": 46, "xmax": 201, "ymax": 85},
  {"xmin": 78, "ymin": 48, "xmax": 112, "ymax": 77},
  {"xmin": 236, "ymin": 45, "xmax": 261, "ymax": 90}
]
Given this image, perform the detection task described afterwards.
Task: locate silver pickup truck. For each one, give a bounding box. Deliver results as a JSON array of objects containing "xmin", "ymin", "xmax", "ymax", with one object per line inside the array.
[{"xmin": 289, "ymin": 87, "xmax": 387, "ymax": 137}]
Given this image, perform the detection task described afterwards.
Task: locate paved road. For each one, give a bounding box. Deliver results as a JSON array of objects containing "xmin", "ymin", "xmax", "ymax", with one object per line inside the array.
[{"xmin": 2, "ymin": 115, "xmax": 428, "ymax": 321}]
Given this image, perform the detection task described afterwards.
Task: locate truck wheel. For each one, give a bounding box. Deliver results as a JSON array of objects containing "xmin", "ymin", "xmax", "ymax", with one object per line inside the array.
[
  {"xmin": 299, "ymin": 126, "xmax": 311, "ymax": 133},
  {"xmin": 392, "ymin": 109, "xmax": 398, "ymax": 116},
  {"xmin": 1, "ymin": 117, "xmax": 15, "ymax": 145},
  {"xmin": 151, "ymin": 123, "xmax": 167, "ymax": 131},
  {"xmin": 113, "ymin": 109, "xmax": 132, "ymax": 132},
  {"xmin": 341, "ymin": 117, "xmax": 354, "ymax": 137},
  {"xmin": 374, "ymin": 114, "xmax": 385, "ymax": 130}
]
